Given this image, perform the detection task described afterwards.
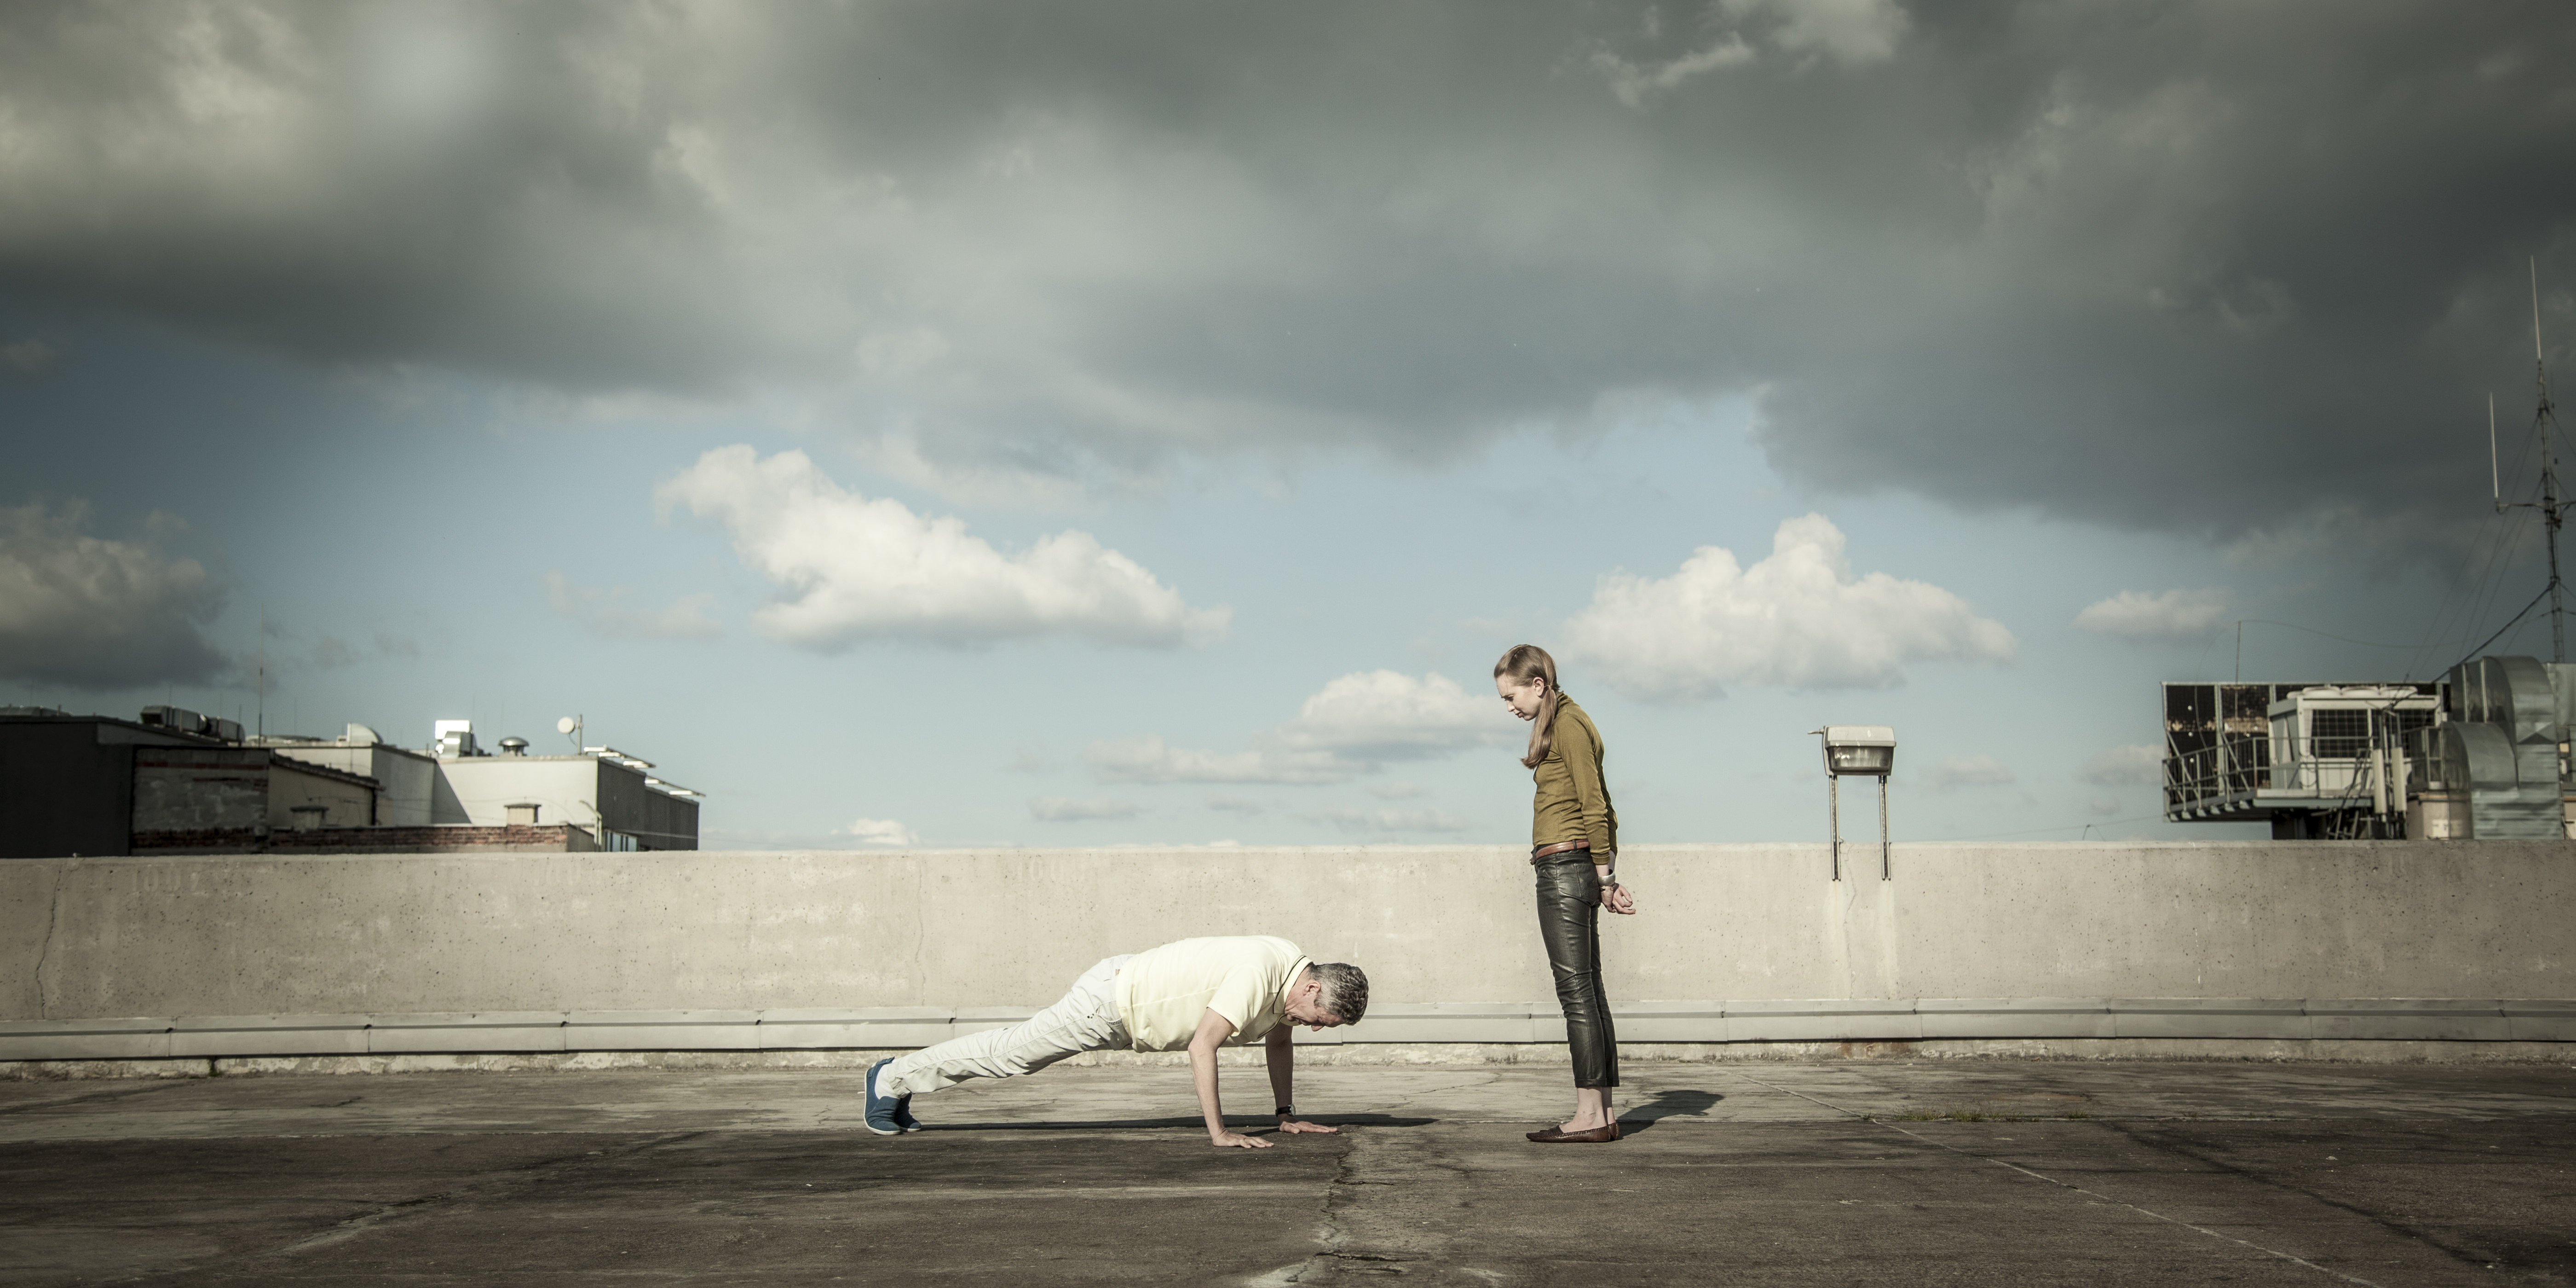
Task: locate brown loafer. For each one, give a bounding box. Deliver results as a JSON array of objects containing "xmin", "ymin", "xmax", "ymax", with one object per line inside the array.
[{"xmin": 1525, "ymin": 1121, "xmax": 1622, "ymax": 1143}]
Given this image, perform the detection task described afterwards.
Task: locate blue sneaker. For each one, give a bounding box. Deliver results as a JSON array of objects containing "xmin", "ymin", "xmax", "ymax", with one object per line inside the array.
[
  {"xmin": 893, "ymin": 1093, "xmax": 923, "ymax": 1133},
  {"xmin": 864, "ymin": 1058, "xmax": 904, "ymax": 1136}
]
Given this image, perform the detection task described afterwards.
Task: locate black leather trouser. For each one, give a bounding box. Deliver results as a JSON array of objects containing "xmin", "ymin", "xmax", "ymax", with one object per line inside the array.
[{"xmin": 1533, "ymin": 851, "xmax": 1619, "ymax": 1089}]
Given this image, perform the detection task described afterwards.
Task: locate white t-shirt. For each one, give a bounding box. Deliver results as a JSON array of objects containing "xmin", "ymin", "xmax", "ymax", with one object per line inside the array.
[{"xmin": 1115, "ymin": 935, "xmax": 1312, "ymax": 1052}]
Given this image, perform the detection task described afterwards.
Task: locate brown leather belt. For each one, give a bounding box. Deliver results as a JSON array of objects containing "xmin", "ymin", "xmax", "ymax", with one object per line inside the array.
[{"xmin": 1531, "ymin": 840, "xmax": 1591, "ymax": 859}]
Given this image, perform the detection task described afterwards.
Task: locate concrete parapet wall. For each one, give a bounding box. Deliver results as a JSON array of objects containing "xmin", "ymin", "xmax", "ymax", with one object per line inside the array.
[
  {"xmin": 5, "ymin": 998, "xmax": 2572, "ymax": 1064},
  {"xmin": 4, "ymin": 843, "xmax": 2573, "ymax": 1059}
]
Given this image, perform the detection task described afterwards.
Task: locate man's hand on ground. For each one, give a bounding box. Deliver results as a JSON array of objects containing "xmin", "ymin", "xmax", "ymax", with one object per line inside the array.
[
  {"xmin": 1210, "ymin": 1130, "xmax": 1274, "ymax": 1149},
  {"xmin": 1276, "ymin": 1118, "xmax": 1338, "ymax": 1135}
]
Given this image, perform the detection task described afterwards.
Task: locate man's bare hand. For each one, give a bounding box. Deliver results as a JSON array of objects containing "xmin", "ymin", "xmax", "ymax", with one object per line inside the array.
[
  {"xmin": 1277, "ymin": 1118, "xmax": 1338, "ymax": 1135},
  {"xmin": 1603, "ymin": 881, "xmax": 1637, "ymax": 915},
  {"xmin": 1210, "ymin": 1130, "xmax": 1274, "ymax": 1149}
]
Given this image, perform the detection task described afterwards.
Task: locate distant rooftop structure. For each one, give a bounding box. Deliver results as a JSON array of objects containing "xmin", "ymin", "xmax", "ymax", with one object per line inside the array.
[
  {"xmin": 140, "ymin": 704, "xmax": 243, "ymax": 744},
  {"xmin": 2163, "ymin": 659, "xmax": 2576, "ymax": 841},
  {"xmin": 1, "ymin": 710, "xmax": 703, "ymax": 858},
  {"xmin": 2163, "ymin": 680, "xmax": 2442, "ymax": 838},
  {"xmin": 432, "ymin": 719, "xmax": 480, "ymax": 758},
  {"xmin": 412, "ymin": 721, "xmax": 702, "ymax": 852},
  {"xmin": 2409, "ymin": 656, "xmax": 2576, "ymax": 841}
]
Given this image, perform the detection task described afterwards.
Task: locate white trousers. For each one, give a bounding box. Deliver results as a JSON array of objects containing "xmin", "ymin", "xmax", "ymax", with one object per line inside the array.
[{"xmin": 879, "ymin": 955, "xmax": 1133, "ymax": 1099}]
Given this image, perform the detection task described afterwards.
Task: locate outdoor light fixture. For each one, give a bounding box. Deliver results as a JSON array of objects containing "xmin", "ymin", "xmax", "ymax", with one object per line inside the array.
[{"xmin": 1815, "ymin": 726, "xmax": 1896, "ymax": 881}]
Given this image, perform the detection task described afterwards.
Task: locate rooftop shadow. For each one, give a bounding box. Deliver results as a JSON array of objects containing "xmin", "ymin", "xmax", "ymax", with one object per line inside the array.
[
  {"xmin": 917, "ymin": 1114, "xmax": 1439, "ymax": 1132},
  {"xmin": 1616, "ymin": 1088, "xmax": 1724, "ymax": 1136}
]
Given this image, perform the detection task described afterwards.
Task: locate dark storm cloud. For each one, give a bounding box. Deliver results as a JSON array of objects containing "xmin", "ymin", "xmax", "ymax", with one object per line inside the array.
[
  {"xmin": 2, "ymin": 1, "xmax": 2572, "ymax": 537},
  {"xmin": 0, "ymin": 502, "xmax": 229, "ymax": 689}
]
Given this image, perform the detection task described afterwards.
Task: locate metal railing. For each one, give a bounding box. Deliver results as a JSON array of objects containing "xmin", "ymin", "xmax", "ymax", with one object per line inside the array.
[{"xmin": 2165, "ymin": 734, "xmax": 2411, "ymax": 817}]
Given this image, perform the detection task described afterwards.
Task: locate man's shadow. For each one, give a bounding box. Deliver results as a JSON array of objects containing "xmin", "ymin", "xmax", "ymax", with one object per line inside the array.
[
  {"xmin": 923, "ymin": 1113, "xmax": 1437, "ymax": 1132},
  {"xmin": 923, "ymin": 1097, "xmax": 1723, "ymax": 1132},
  {"xmin": 1616, "ymin": 1088, "xmax": 1723, "ymax": 1136}
]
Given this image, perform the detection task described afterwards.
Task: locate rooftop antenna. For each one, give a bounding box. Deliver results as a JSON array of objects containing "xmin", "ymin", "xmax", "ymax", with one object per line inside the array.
[
  {"xmin": 2496, "ymin": 257, "xmax": 2567, "ymax": 663},
  {"xmin": 2489, "ymin": 393, "xmax": 2500, "ymax": 505},
  {"xmin": 255, "ymin": 605, "xmax": 266, "ymax": 739}
]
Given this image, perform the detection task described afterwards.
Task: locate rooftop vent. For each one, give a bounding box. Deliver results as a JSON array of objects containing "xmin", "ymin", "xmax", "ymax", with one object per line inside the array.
[
  {"xmin": 498, "ymin": 737, "xmax": 530, "ymax": 756},
  {"xmin": 432, "ymin": 719, "xmax": 480, "ymax": 758}
]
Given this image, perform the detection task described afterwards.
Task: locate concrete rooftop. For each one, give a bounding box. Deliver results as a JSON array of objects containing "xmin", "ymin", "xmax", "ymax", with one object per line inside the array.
[{"xmin": 5, "ymin": 1059, "xmax": 2575, "ymax": 1285}]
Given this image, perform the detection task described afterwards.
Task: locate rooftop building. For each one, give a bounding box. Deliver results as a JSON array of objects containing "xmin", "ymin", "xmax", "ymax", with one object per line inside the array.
[
  {"xmin": 1, "ymin": 710, "xmax": 703, "ymax": 858},
  {"xmin": 2163, "ymin": 656, "xmax": 2576, "ymax": 841}
]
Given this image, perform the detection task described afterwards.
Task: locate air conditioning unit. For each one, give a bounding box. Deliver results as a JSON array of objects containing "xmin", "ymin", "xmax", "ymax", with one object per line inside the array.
[{"xmin": 141, "ymin": 705, "xmax": 207, "ymax": 735}]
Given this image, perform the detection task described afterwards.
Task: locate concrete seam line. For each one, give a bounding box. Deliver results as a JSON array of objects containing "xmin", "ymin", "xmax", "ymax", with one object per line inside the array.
[
  {"xmin": 1727, "ymin": 1073, "xmax": 2386, "ymax": 1288},
  {"xmin": 265, "ymin": 1130, "xmax": 705, "ymax": 1258},
  {"xmin": 0, "ymin": 1078, "xmax": 194, "ymax": 1118},
  {"xmin": 32, "ymin": 861, "xmax": 67, "ymax": 1022}
]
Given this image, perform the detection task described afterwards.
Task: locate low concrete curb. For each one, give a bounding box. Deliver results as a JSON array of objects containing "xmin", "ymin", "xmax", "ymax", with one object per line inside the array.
[{"xmin": 3, "ymin": 998, "xmax": 2570, "ymax": 1062}]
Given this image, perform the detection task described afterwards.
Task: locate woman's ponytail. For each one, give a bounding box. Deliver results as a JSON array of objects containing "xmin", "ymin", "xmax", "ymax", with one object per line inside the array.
[{"xmin": 1494, "ymin": 644, "xmax": 1561, "ymax": 769}]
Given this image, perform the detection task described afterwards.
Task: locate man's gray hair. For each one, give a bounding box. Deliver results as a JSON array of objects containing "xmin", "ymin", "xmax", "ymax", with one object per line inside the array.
[{"xmin": 1308, "ymin": 962, "xmax": 1368, "ymax": 1024}]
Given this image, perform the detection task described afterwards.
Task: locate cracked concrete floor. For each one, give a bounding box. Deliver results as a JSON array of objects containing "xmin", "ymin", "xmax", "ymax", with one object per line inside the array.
[{"xmin": 3, "ymin": 1061, "xmax": 2574, "ymax": 1285}]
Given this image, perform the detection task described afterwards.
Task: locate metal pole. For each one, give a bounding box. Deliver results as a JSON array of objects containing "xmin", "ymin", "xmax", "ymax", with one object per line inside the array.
[
  {"xmin": 2548, "ymin": 427, "xmax": 2564, "ymax": 666},
  {"xmin": 1828, "ymin": 774, "xmax": 1842, "ymax": 882},
  {"xmin": 2216, "ymin": 686, "xmax": 2230, "ymax": 800},
  {"xmin": 1877, "ymin": 774, "xmax": 1891, "ymax": 881},
  {"xmin": 2537, "ymin": 258, "xmax": 2564, "ymax": 663},
  {"xmin": 2546, "ymin": 393, "xmax": 2564, "ymax": 664}
]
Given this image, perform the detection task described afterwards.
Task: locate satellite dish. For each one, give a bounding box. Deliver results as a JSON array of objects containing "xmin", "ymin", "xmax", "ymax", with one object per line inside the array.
[{"xmin": 557, "ymin": 716, "xmax": 578, "ymax": 734}]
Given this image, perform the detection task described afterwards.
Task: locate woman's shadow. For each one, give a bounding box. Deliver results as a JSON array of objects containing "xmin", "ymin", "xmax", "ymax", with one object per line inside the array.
[{"xmin": 1616, "ymin": 1088, "xmax": 1722, "ymax": 1135}]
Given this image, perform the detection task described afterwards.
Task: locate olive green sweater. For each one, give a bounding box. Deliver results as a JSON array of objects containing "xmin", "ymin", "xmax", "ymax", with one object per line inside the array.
[{"xmin": 1529, "ymin": 696, "xmax": 1617, "ymax": 857}]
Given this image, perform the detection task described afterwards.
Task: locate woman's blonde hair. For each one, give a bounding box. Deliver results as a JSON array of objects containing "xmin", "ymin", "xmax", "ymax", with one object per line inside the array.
[{"xmin": 1493, "ymin": 644, "xmax": 1561, "ymax": 769}]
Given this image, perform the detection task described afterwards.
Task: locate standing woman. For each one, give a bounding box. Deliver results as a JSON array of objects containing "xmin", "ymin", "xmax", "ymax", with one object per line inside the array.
[{"xmin": 1493, "ymin": 644, "xmax": 1635, "ymax": 1144}]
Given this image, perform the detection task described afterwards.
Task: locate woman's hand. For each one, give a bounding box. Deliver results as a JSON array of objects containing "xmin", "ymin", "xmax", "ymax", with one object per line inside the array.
[{"xmin": 1602, "ymin": 881, "xmax": 1637, "ymax": 915}]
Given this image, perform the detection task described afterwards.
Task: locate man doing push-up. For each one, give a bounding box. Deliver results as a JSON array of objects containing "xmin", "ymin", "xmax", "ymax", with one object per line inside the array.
[{"xmin": 864, "ymin": 935, "xmax": 1368, "ymax": 1148}]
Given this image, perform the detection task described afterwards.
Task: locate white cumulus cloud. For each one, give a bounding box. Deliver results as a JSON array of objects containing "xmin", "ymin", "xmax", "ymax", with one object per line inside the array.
[
  {"xmin": 2073, "ymin": 589, "xmax": 2231, "ymax": 643},
  {"xmin": 1087, "ymin": 670, "xmax": 1509, "ymax": 785},
  {"xmin": 1921, "ymin": 754, "xmax": 2016, "ymax": 790},
  {"xmin": 1562, "ymin": 514, "xmax": 2016, "ymax": 700},
  {"xmin": 2078, "ymin": 745, "xmax": 2165, "ymax": 787},
  {"xmin": 0, "ymin": 501, "xmax": 227, "ymax": 688},
  {"xmin": 657, "ymin": 446, "xmax": 1227, "ymax": 649},
  {"xmin": 837, "ymin": 817, "xmax": 917, "ymax": 846},
  {"xmin": 1274, "ymin": 670, "xmax": 1505, "ymax": 759}
]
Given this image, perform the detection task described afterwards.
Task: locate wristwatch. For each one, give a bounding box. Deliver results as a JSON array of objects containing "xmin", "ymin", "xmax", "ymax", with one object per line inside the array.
[{"xmin": 1276, "ymin": 1104, "xmax": 1295, "ymax": 1117}]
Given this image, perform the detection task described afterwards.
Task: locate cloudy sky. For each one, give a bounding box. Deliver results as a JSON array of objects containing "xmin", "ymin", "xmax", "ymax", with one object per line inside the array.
[{"xmin": 6, "ymin": 0, "xmax": 2574, "ymax": 849}]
